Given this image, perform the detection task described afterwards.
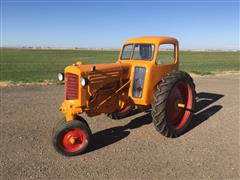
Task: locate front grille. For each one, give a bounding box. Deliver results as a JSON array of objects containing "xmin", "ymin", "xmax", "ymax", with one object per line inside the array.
[{"xmin": 65, "ymin": 73, "xmax": 79, "ymax": 100}]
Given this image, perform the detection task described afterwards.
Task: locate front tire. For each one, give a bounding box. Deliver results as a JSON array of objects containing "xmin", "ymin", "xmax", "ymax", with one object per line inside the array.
[
  {"xmin": 151, "ymin": 71, "xmax": 196, "ymax": 138},
  {"xmin": 53, "ymin": 120, "xmax": 91, "ymax": 156}
]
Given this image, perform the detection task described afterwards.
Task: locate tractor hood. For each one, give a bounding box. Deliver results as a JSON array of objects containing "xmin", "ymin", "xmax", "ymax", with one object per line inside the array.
[
  {"xmin": 63, "ymin": 62, "xmax": 131, "ymax": 107},
  {"xmin": 72, "ymin": 63, "xmax": 129, "ymax": 75},
  {"xmin": 64, "ymin": 62, "xmax": 131, "ymax": 84}
]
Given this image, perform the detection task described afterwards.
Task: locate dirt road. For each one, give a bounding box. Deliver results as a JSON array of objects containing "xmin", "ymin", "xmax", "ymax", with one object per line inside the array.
[{"xmin": 0, "ymin": 74, "xmax": 239, "ymax": 180}]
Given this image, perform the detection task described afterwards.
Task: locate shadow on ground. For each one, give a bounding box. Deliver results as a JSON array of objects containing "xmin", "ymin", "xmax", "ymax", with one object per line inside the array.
[
  {"xmin": 88, "ymin": 113, "xmax": 152, "ymax": 153},
  {"xmin": 88, "ymin": 92, "xmax": 224, "ymax": 153},
  {"xmin": 186, "ymin": 92, "xmax": 224, "ymax": 133}
]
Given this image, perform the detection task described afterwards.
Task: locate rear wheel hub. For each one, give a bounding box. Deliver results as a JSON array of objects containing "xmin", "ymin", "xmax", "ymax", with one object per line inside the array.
[{"xmin": 166, "ymin": 81, "xmax": 193, "ymax": 129}]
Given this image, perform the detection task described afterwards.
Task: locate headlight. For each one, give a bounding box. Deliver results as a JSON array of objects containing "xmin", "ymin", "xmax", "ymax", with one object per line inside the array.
[
  {"xmin": 57, "ymin": 72, "xmax": 64, "ymax": 81},
  {"xmin": 80, "ymin": 77, "xmax": 87, "ymax": 87}
]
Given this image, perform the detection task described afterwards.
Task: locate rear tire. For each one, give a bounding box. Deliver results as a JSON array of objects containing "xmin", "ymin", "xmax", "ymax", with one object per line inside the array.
[
  {"xmin": 107, "ymin": 105, "xmax": 134, "ymax": 120},
  {"xmin": 151, "ymin": 71, "xmax": 196, "ymax": 138},
  {"xmin": 53, "ymin": 120, "xmax": 91, "ymax": 156}
]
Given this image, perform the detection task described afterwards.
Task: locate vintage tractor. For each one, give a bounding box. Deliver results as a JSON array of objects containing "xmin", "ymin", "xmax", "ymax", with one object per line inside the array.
[{"xmin": 53, "ymin": 36, "xmax": 196, "ymax": 156}]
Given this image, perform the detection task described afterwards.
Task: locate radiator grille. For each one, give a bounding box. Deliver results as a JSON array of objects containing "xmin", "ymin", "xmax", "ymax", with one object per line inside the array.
[{"xmin": 65, "ymin": 73, "xmax": 79, "ymax": 100}]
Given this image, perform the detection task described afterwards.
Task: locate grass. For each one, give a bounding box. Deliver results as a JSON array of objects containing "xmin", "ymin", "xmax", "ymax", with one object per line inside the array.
[{"xmin": 0, "ymin": 48, "xmax": 239, "ymax": 83}]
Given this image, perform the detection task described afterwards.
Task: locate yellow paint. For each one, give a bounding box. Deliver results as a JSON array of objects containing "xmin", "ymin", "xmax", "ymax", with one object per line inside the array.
[
  {"xmin": 69, "ymin": 136, "xmax": 76, "ymax": 144},
  {"xmin": 177, "ymin": 103, "xmax": 185, "ymax": 108},
  {"xmin": 96, "ymin": 81, "xmax": 130, "ymax": 110},
  {"xmin": 75, "ymin": 60, "xmax": 84, "ymax": 65},
  {"xmin": 118, "ymin": 36, "xmax": 179, "ymax": 105}
]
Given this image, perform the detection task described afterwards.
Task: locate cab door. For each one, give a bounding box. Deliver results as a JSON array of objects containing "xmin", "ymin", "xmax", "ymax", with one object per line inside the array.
[{"xmin": 145, "ymin": 43, "xmax": 179, "ymax": 104}]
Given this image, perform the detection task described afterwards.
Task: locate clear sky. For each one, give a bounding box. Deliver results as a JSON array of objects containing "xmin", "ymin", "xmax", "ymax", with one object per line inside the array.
[{"xmin": 1, "ymin": 0, "xmax": 239, "ymax": 50}]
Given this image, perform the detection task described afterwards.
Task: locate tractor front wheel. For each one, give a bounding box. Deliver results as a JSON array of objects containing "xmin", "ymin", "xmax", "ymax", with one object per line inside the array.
[
  {"xmin": 151, "ymin": 71, "xmax": 196, "ymax": 138},
  {"xmin": 53, "ymin": 120, "xmax": 91, "ymax": 156}
]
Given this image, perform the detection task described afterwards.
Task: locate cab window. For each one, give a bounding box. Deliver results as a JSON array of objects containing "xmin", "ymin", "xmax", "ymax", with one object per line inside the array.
[
  {"xmin": 156, "ymin": 44, "xmax": 175, "ymax": 65},
  {"xmin": 121, "ymin": 44, "xmax": 133, "ymax": 60},
  {"xmin": 121, "ymin": 44, "xmax": 154, "ymax": 60},
  {"xmin": 132, "ymin": 44, "xmax": 154, "ymax": 60}
]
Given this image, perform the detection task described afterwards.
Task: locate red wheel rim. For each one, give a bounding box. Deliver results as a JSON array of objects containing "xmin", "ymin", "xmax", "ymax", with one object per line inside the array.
[
  {"xmin": 119, "ymin": 105, "xmax": 133, "ymax": 113},
  {"xmin": 166, "ymin": 81, "xmax": 193, "ymax": 129},
  {"xmin": 61, "ymin": 128, "xmax": 87, "ymax": 152}
]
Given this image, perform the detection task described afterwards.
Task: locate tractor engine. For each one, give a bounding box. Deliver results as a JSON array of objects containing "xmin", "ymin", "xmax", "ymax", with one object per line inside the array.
[{"xmin": 60, "ymin": 63, "xmax": 132, "ymax": 120}]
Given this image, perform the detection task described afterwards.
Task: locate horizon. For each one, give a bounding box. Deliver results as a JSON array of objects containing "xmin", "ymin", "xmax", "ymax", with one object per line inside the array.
[
  {"xmin": 1, "ymin": 0, "xmax": 239, "ymax": 50},
  {"xmin": 1, "ymin": 46, "xmax": 239, "ymax": 52}
]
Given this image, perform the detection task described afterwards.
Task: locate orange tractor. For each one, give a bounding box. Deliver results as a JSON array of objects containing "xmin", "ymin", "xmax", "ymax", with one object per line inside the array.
[{"xmin": 53, "ymin": 36, "xmax": 196, "ymax": 156}]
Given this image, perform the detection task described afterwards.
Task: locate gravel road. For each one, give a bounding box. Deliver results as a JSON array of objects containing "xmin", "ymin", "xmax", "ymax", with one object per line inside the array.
[{"xmin": 0, "ymin": 74, "xmax": 239, "ymax": 180}]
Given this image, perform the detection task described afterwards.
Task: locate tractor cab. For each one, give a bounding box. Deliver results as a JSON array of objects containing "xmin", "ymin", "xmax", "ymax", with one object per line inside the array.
[{"xmin": 118, "ymin": 36, "xmax": 179, "ymax": 105}]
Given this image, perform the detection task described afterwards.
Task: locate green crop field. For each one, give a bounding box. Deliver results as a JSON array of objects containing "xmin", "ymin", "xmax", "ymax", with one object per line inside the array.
[{"xmin": 0, "ymin": 48, "xmax": 239, "ymax": 83}]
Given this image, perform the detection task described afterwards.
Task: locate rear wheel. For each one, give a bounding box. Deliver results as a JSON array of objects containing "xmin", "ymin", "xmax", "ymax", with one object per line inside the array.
[
  {"xmin": 53, "ymin": 120, "xmax": 91, "ymax": 156},
  {"xmin": 107, "ymin": 105, "xmax": 134, "ymax": 120},
  {"xmin": 151, "ymin": 71, "xmax": 196, "ymax": 138}
]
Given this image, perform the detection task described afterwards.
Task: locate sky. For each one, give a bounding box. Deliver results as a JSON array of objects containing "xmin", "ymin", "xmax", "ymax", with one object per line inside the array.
[{"xmin": 1, "ymin": 0, "xmax": 239, "ymax": 50}]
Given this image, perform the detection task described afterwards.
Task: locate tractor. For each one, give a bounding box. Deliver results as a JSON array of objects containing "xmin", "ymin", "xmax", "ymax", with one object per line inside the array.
[{"xmin": 53, "ymin": 36, "xmax": 196, "ymax": 156}]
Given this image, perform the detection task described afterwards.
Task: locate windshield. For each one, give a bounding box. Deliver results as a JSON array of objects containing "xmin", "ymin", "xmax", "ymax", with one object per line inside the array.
[{"xmin": 121, "ymin": 44, "xmax": 154, "ymax": 60}]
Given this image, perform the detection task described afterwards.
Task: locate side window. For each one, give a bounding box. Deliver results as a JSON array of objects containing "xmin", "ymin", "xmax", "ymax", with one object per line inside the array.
[
  {"xmin": 156, "ymin": 44, "xmax": 175, "ymax": 65},
  {"xmin": 121, "ymin": 44, "xmax": 133, "ymax": 60}
]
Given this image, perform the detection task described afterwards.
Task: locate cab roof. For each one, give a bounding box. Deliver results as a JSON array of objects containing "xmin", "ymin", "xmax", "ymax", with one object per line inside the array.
[{"xmin": 124, "ymin": 36, "xmax": 178, "ymax": 45}]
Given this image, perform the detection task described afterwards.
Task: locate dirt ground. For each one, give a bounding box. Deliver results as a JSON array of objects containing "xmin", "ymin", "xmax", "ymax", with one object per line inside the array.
[{"xmin": 0, "ymin": 74, "xmax": 239, "ymax": 180}]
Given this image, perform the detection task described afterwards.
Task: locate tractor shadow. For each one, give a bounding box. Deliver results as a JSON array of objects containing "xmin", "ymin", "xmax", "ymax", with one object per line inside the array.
[
  {"xmin": 88, "ymin": 113, "xmax": 152, "ymax": 153},
  {"xmin": 185, "ymin": 92, "xmax": 224, "ymax": 133},
  {"xmin": 88, "ymin": 92, "xmax": 223, "ymax": 153}
]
